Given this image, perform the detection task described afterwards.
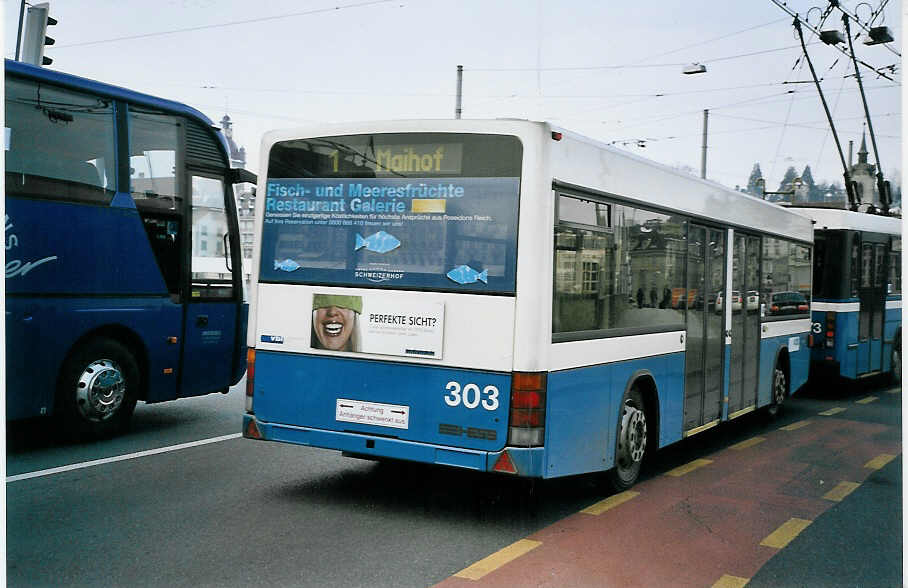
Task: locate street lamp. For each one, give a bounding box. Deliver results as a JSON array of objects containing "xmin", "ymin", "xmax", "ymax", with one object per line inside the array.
[
  {"xmin": 682, "ymin": 63, "xmax": 707, "ymax": 74},
  {"xmin": 756, "ymin": 177, "xmax": 803, "ymax": 201},
  {"xmin": 864, "ymin": 26, "xmax": 894, "ymax": 45},
  {"xmin": 820, "ymin": 29, "xmax": 846, "ymax": 44}
]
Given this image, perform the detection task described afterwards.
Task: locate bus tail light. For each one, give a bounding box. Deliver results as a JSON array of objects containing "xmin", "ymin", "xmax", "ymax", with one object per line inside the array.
[
  {"xmin": 245, "ymin": 347, "xmax": 256, "ymax": 414},
  {"xmin": 508, "ymin": 372, "xmax": 546, "ymax": 447},
  {"xmin": 825, "ymin": 312, "xmax": 836, "ymax": 349}
]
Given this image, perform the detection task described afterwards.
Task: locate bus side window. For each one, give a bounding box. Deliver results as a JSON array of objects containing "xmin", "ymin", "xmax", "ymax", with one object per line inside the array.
[
  {"xmin": 190, "ymin": 174, "xmax": 234, "ymax": 299},
  {"xmin": 4, "ymin": 77, "xmax": 115, "ymax": 204},
  {"xmin": 129, "ymin": 108, "xmax": 184, "ymax": 297}
]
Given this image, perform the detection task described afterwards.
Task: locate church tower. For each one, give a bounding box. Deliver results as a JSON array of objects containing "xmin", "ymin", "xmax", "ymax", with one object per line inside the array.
[{"xmin": 849, "ymin": 132, "xmax": 879, "ymax": 208}]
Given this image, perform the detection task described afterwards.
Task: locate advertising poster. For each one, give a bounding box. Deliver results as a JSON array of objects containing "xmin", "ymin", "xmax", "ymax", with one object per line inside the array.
[
  {"xmin": 259, "ymin": 176, "xmax": 520, "ymax": 293},
  {"xmin": 310, "ymin": 293, "xmax": 445, "ymax": 359}
]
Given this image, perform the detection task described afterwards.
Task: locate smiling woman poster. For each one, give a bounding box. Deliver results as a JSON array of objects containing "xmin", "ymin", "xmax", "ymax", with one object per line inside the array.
[{"xmin": 311, "ymin": 294, "xmax": 363, "ymax": 352}]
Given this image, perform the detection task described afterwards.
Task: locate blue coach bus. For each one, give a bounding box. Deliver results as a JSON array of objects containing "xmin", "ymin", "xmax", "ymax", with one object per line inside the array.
[
  {"xmin": 241, "ymin": 120, "xmax": 813, "ymax": 489},
  {"xmin": 5, "ymin": 60, "xmax": 252, "ymax": 436},
  {"xmin": 798, "ymin": 207, "xmax": 901, "ymax": 383}
]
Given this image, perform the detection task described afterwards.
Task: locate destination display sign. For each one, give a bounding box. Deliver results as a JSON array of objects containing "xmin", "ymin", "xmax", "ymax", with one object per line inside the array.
[{"xmin": 259, "ymin": 176, "xmax": 520, "ymax": 293}]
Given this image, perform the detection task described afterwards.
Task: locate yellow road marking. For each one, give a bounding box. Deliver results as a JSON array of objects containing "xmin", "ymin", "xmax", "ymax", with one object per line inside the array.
[
  {"xmin": 823, "ymin": 481, "xmax": 860, "ymax": 502},
  {"xmin": 712, "ymin": 574, "xmax": 750, "ymax": 588},
  {"xmin": 856, "ymin": 396, "xmax": 878, "ymax": 404},
  {"xmin": 581, "ymin": 491, "xmax": 639, "ymax": 515},
  {"xmin": 819, "ymin": 407, "xmax": 846, "ymax": 416},
  {"xmin": 864, "ymin": 454, "xmax": 897, "ymax": 470},
  {"xmin": 887, "ymin": 388, "xmax": 900, "ymax": 395},
  {"xmin": 454, "ymin": 539, "xmax": 542, "ymax": 580},
  {"xmin": 730, "ymin": 437, "xmax": 765, "ymax": 451},
  {"xmin": 666, "ymin": 458, "xmax": 713, "ymax": 477},
  {"xmin": 780, "ymin": 420, "xmax": 812, "ymax": 431},
  {"xmin": 760, "ymin": 518, "xmax": 812, "ymax": 549}
]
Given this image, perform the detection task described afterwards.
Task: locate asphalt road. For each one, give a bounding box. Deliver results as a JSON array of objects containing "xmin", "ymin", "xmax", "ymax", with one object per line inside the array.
[{"xmin": 6, "ymin": 376, "xmax": 902, "ymax": 587}]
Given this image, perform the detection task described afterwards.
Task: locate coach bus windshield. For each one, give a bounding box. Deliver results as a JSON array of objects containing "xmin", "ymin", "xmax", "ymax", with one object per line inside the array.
[{"xmin": 261, "ymin": 133, "xmax": 522, "ymax": 294}]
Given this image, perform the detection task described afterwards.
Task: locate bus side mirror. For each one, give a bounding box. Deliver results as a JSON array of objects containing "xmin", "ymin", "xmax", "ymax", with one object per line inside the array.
[{"xmin": 228, "ymin": 168, "xmax": 257, "ymax": 185}]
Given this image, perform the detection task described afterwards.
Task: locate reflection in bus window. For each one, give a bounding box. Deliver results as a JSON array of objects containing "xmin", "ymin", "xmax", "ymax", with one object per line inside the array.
[
  {"xmin": 5, "ymin": 78, "xmax": 115, "ymax": 204},
  {"xmin": 762, "ymin": 237, "xmax": 811, "ymax": 317},
  {"xmin": 553, "ymin": 195, "xmax": 686, "ymax": 335}
]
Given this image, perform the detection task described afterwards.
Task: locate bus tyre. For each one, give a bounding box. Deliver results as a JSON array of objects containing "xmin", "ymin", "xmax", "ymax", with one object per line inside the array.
[
  {"xmin": 767, "ymin": 362, "xmax": 787, "ymax": 419},
  {"xmin": 890, "ymin": 340, "xmax": 901, "ymax": 385},
  {"xmin": 58, "ymin": 338, "xmax": 139, "ymax": 437},
  {"xmin": 607, "ymin": 387, "xmax": 647, "ymax": 491}
]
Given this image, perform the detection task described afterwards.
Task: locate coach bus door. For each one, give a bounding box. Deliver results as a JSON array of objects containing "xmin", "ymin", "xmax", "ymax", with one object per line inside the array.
[
  {"xmin": 683, "ymin": 225, "xmax": 726, "ymax": 435},
  {"xmin": 857, "ymin": 238, "xmax": 886, "ymax": 374},
  {"xmin": 179, "ymin": 172, "xmax": 241, "ymax": 395},
  {"xmin": 728, "ymin": 233, "xmax": 761, "ymax": 417}
]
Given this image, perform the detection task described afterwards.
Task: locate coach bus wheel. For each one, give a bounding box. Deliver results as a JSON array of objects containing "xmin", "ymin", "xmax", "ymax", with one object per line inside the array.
[
  {"xmin": 607, "ymin": 387, "xmax": 647, "ymax": 491},
  {"xmin": 767, "ymin": 362, "xmax": 787, "ymax": 418},
  {"xmin": 58, "ymin": 338, "xmax": 139, "ymax": 437}
]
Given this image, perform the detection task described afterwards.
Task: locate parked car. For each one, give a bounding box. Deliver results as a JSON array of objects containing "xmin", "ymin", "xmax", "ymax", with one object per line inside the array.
[
  {"xmin": 769, "ymin": 291, "xmax": 809, "ymax": 315},
  {"xmin": 746, "ymin": 290, "xmax": 759, "ymax": 312},
  {"xmin": 716, "ymin": 290, "xmax": 742, "ymax": 313}
]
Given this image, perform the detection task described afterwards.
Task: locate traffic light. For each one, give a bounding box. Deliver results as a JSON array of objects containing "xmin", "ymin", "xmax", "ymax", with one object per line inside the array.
[{"xmin": 22, "ymin": 2, "xmax": 56, "ymax": 66}]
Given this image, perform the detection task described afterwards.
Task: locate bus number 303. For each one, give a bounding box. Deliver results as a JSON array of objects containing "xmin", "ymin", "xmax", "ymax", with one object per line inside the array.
[{"xmin": 444, "ymin": 381, "xmax": 500, "ymax": 411}]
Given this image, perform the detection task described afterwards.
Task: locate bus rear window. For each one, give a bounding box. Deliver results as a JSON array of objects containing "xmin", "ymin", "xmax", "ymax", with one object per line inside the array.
[{"xmin": 260, "ymin": 133, "xmax": 522, "ymax": 293}]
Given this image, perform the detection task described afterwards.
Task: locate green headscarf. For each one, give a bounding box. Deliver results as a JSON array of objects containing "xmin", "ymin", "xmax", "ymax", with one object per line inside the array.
[{"xmin": 312, "ymin": 294, "xmax": 362, "ymax": 314}]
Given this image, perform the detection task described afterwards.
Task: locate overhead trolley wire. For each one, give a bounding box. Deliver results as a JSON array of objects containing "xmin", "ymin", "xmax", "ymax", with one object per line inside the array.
[
  {"xmin": 465, "ymin": 43, "xmax": 813, "ymax": 72},
  {"xmin": 53, "ymin": 0, "xmax": 399, "ymax": 49}
]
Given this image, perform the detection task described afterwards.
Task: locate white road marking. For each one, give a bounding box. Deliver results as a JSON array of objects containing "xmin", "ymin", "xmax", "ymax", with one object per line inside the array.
[{"xmin": 6, "ymin": 433, "xmax": 242, "ymax": 483}]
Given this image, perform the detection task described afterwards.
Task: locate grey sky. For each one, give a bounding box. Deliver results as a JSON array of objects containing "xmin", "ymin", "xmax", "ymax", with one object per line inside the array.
[{"xmin": 4, "ymin": 0, "xmax": 902, "ymax": 191}]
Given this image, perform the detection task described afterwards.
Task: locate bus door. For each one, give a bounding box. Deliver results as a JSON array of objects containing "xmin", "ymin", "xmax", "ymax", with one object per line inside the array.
[
  {"xmin": 857, "ymin": 239, "xmax": 886, "ymax": 374},
  {"xmin": 683, "ymin": 224, "xmax": 726, "ymax": 434},
  {"xmin": 180, "ymin": 172, "xmax": 240, "ymax": 395},
  {"xmin": 728, "ymin": 233, "xmax": 761, "ymax": 416}
]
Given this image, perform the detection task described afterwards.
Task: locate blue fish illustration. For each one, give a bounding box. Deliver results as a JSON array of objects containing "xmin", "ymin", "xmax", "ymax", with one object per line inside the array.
[
  {"xmin": 446, "ymin": 265, "xmax": 488, "ymax": 285},
  {"xmin": 355, "ymin": 231, "xmax": 401, "ymax": 254},
  {"xmin": 274, "ymin": 258, "xmax": 301, "ymax": 272}
]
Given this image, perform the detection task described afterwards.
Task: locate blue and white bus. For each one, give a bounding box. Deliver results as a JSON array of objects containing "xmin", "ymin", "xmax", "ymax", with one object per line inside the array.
[
  {"xmin": 5, "ymin": 60, "xmax": 251, "ymax": 436},
  {"xmin": 797, "ymin": 207, "xmax": 901, "ymax": 383},
  {"xmin": 242, "ymin": 120, "xmax": 813, "ymax": 488}
]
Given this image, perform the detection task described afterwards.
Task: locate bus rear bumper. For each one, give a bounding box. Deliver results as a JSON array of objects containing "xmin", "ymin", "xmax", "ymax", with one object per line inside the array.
[{"xmin": 243, "ymin": 414, "xmax": 545, "ymax": 477}]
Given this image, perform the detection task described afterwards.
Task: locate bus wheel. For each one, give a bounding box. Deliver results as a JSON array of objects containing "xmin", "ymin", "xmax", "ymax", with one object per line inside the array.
[
  {"xmin": 58, "ymin": 338, "xmax": 139, "ymax": 437},
  {"xmin": 890, "ymin": 340, "xmax": 901, "ymax": 385},
  {"xmin": 767, "ymin": 362, "xmax": 787, "ymax": 418},
  {"xmin": 607, "ymin": 387, "xmax": 647, "ymax": 491}
]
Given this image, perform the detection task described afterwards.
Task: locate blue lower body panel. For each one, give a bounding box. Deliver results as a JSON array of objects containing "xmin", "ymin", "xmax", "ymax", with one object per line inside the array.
[
  {"xmin": 759, "ymin": 332, "xmax": 810, "ymax": 404},
  {"xmin": 543, "ymin": 352, "xmax": 685, "ymax": 479},
  {"xmin": 244, "ymin": 414, "xmax": 545, "ymax": 476}
]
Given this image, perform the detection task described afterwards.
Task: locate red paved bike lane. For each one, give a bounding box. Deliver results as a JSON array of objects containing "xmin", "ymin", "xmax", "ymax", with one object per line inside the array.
[{"xmin": 435, "ymin": 416, "xmax": 900, "ymax": 588}]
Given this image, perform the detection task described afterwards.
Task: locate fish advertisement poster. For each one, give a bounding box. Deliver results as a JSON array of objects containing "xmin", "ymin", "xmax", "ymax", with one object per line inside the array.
[
  {"xmin": 259, "ymin": 177, "xmax": 520, "ymax": 293},
  {"xmin": 310, "ymin": 292, "xmax": 445, "ymax": 359}
]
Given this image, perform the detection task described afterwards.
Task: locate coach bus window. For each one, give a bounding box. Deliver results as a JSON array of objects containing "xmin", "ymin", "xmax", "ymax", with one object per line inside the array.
[
  {"xmin": 5, "ymin": 78, "xmax": 115, "ymax": 204},
  {"xmin": 553, "ymin": 196, "xmax": 686, "ymax": 336},
  {"xmin": 129, "ymin": 109, "xmax": 184, "ymax": 296},
  {"xmin": 762, "ymin": 237, "xmax": 811, "ymax": 318},
  {"xmin": 191, "ymin": 175, "xmax": 233, "ymax": 298},
  {"xmin": 890, "ymin": 236, "xmax": 901, "ymax": 294},
  {"xmin": 129, "ymin": 110, "xmax": 180, "ymax": 211}
]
